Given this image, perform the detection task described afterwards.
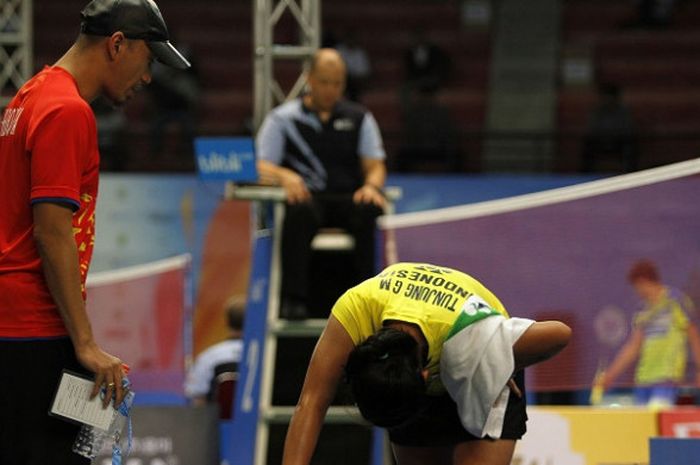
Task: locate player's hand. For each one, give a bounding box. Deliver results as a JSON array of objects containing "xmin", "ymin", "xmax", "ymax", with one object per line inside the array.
[
  {"xmin": 599, "ymin": 372, "xmax": 612, "ymax": 391},
  {"xmin": 75, "ymin": 342, "xmax": 127, "ymax": 408},
  {"xmin": 353, "ymin": 184, "xmax": 385, "ymax": 209},
  {"xmin": 590, "ymin": 370, "xmax": 607, "ymax": 405},
  {"xmin": 280, "ymin": 171, "xmax": 311, "ymax": 204},
  {"xmin": 507, "ymin": 378, "xmax": 522, "ymax": 398}
]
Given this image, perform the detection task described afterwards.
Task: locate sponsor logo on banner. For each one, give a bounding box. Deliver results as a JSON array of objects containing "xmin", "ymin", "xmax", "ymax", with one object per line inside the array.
[
  {"xmin": 659, "ymin": 408, "xmax": 700, "ymax": 438},
  {"xmin": 227, "ymin": 234, "xmax": 273, "ymax": 465},
  {"xmin": 513, "ymin": 411, "xmax": 585, "ymax": 465},
  {"xmin": 94, "ymin": 406, "xmax": 219, "ymax": 465},
  {"xmin": 673, "ymin": 422, "xmax": 700, "ymax": 438},
  {"xmin": 515, "ymin": 407, "xmax": 657, "ymax": 465},
  {"xmin": 195, "ymin": 137, "xmax": 257, "ymax": 181}
]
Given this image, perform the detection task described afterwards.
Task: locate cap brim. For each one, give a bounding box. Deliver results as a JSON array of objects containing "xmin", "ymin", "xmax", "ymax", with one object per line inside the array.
[{"xmin": 148, "ymin": 41, "xmax": 191, "ymax": 70}]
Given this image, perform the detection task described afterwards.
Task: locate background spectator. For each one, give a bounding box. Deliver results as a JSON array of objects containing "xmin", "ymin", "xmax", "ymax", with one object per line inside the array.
[
  {"xmin": 624, "ymin": 0, "xmax": 678, "ymax": 28},
  {"xmin": 596, "ymin": 259, "xmax": 700, "ymax": 406},
  {"xmin": 185, "ymin": 295, "xmax": 245, "ymax": 408},
  {"xmin": 256, "ymin": 49, "xmax": 387, "ymax": 320},
  {"xmin": 147, "ymin": 42, "xmax": 201, "ymax": 169},
  {"xmin": 403, "ymin": 28, "xmax": 451, "ymax": 96},
  {"xmin": 581, "ymin": 83, "xmax": 639, "ymax": 173},
  {"xmin": 396, "ymin": 87, "xmax": 460, "ymax": 172},
  {"xmin": 335, "ymin": 29, "xmax": 372, "ymax": 102}
]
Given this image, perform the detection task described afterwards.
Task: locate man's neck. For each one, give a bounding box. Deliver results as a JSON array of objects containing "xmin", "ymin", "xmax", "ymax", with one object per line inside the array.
[
  {"xmin": 649, "ymin": 284, "xmax": 667, "ymax": 304},
  {"xmin": 303, "ymin": 94, "xmax": 333, "ymax": 123},
  {"xmin": 54, "ymin": 44, "xmax": 102, "ymax": 102}
]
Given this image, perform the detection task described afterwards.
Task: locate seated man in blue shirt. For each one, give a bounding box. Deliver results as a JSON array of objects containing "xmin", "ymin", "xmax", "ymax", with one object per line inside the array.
[
  {"xmin": 185, "ymin": 296, "xmax": 245, "ymax": 406},
  {"xmin": 256, "ymin": 48, "xmax": 387, "ymax": 320}
]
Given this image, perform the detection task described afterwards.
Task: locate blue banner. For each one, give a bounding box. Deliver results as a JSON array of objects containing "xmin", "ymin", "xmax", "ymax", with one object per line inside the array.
[
  {"xmin": 225, "ymin": 232, "xmax": 273, "ymax": 465},
  {"xmin": 194, "ymin": 137, "xmax": 258, "ymax": 181}
]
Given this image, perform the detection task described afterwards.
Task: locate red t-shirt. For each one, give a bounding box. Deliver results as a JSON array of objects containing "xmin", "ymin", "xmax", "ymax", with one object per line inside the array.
[{"xmin": 0, "ymin": 66, "xmax": 99, "ymax": 338}]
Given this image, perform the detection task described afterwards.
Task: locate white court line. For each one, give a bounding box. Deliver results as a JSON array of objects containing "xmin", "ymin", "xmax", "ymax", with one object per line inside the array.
[
  {"xmin": 379, "ymin": 158, "xmax": 700, "ymax": 230},
  {"xmin": 86, "ymin": 253, "xmax": 191, "ymax": 287}
]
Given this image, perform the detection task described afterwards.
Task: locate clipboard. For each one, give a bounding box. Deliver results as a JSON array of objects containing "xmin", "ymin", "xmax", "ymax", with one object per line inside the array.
[{"xmin": 49, "ymin": 370, "xmax": 117, "ymax": 431}]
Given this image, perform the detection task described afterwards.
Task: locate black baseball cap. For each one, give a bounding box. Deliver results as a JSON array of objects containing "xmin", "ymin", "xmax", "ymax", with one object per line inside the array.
[{"xmin": 80, "ymin": 0, "xmax": 190, "ymax": 70}]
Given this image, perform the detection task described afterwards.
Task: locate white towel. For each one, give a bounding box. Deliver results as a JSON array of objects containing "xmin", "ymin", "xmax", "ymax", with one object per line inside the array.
[{"xmin": 440, "ymin": 316, "xmax": 534, "ymax": 438}]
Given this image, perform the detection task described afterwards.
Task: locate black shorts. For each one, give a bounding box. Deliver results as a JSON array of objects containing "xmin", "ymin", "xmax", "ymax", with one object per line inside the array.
[
  {"xmin": 0, "ymin": 337, "xmax": 91, "ymax": 465},
  {"xmin": 388, "ymin": 370, "xmax": 527, "ymax": 447}
]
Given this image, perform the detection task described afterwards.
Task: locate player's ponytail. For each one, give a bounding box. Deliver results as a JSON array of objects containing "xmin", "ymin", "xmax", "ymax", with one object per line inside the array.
[{"xmin": 345, "ymin": 327, "xmax": 427, "ymax": 428}]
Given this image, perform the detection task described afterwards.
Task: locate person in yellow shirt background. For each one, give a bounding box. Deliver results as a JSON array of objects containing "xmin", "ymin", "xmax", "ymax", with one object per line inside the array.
[{"xmin": 597, "ymin": 259, "xmax": 700, "ymax": 406}]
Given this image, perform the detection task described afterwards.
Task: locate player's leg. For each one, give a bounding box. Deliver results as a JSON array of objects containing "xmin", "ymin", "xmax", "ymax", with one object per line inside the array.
[
  {"xmin": 323, "ymin": 194, "xmax": 381, "ymax": 281},
  {"xmin": 388, "ymin": 373, "xmax": 526, "ymax": 465},
  {"xmin": 347, "ymin": 200, "xmax": 382, "ymax": 281},
  {"xmin": 392, "ymin": 444, "xmax": 454, "ymax": 465},
  {"xmin": 453, "ymin": 438, "xmax": 516, "ymax": 465},
  {"xmin": 386, "ymin": 393, "xmax": 470, "ymax": 465},
  {"xmin": 392, "ymin": 436, "xmax": 516, "ymax": 465},
  {"xmin": 0, "ymin": 338, "xmax": 91, "ymax": 465},
  {"xmin": 280, "ymin": 199, "xmax": 322, "ymax": 318}
]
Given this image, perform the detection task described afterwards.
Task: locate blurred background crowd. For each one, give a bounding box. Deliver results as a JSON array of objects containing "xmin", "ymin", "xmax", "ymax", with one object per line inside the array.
[{"xmin": 8, "ymin": 0, "xmax": 698, "ymax": 175}]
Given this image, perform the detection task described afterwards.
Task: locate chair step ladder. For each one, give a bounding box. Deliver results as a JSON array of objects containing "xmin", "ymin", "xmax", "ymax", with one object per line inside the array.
[{"xmin": 223, "ymin": 184, "xmax": 400, "ymax": 465}]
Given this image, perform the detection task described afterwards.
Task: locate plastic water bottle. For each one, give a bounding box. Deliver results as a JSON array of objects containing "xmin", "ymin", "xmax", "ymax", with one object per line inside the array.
[
  {"xmin": 72, "ymin": 379, "xmax": 135, "ymax": 462},
  {"xmin": 72, "ymin": 422, "xmax": 112, "ymax": 459}
]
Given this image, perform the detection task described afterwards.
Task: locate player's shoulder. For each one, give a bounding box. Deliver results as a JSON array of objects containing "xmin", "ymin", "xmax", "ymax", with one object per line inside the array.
[
  {"xmin": 50, "ymin": 97, "xmax": 93, "ymax": 120},
  {"xmin": 665, "ymin": 286, "xmax": 689, "ymax": 301},
  {"xmin": 36, "ymin": 88, "xmax": 93, "ymax": 124},
  {"xmin": 270, "ymin": 98, "xmax": 304, "ymax": 120},
  {"xmin": 197, "ymin": 339, "xmax": 240, "ymax": 361},
  {"xmin": 35, "ymin": 68, "xmax": 89, "ymax": 105},
  {"xmin": 18, "ymin": 68, "xmax": 91, "ymax": 120}
]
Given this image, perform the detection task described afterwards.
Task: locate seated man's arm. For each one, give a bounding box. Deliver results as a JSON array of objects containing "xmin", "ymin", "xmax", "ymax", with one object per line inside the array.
[
  {"xmin": 256, "ymin": 113, "xmax": 310, "ymax": 204},
  {"xmin": 353, "ymin": 158, "xmax": 386, "ymax": 208},
  {"xmin": 353, "ymin": 112, "xmax": 387, "ymax": 207},
  {"xmin": 257, "ymin": 159, "xmax": 310, "ymax": 204}
]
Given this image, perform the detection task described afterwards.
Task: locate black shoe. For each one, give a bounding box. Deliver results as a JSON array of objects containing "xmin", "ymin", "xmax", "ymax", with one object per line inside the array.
[{"xmin": 280, "ymin": 299, "xmax": 309, "ymax": 320}]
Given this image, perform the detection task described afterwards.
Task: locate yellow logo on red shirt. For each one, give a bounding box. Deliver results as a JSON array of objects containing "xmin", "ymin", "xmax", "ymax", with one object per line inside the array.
[{"xmin": 74, "ymin": 193, "xmax": 96, "ymax": 294}]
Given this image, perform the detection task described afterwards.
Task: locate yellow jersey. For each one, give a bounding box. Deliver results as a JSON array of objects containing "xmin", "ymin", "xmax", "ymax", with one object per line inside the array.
[
  {"xmin": 633, "ymin": 286, "xmax": 694, "ymax": 385},
  {"xmin": 331, "ymin": 262, "xmax": 509, "ymax": 393}
]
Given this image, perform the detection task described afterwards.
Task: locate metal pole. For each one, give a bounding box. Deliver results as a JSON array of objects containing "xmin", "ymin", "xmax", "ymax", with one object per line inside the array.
[
  {"xmin": 0, "ymin": 0, "xmax": 32, "ymax": 106},
  {"xmin": 252, "ymin": 0, "xmax": 320, "ymax": 132}
]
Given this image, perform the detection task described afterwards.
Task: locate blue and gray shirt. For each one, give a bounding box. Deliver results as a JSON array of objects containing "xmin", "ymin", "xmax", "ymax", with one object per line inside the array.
[{"xmin": 256, "ymin": 98, "xmax": 385, "ymax": 193}]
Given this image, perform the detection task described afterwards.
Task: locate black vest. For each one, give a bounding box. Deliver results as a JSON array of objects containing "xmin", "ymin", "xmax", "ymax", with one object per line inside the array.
[{"xmin": 284, "ymin": 99, "xmax": 366, "ymax": 193}]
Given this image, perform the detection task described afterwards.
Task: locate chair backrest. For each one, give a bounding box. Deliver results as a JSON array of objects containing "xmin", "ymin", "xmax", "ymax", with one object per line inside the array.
[{"xmin": 211, "ymin": 362, "xmax": 239, "ymax": 420}]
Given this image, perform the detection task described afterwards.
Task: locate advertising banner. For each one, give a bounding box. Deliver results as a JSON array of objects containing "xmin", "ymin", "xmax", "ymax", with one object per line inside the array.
[
  {"xmin": 86, "ymin": 255, "xmax": 190, "ymax": 394},
  {"xmin": 514, "ymin": 406, "xmax": 657, "ymax": 465},
  {"xmin": 659, "ymin": 408, "xmax": 700, "ymax": 438},
  {"xmin": 226, "ymin": 232, "xmax": 274, "ymax": 465},
  {"xmin": 93, "ymin": 405, "xmax": 219, "ymax": 465},
  {"xmin": 195, "ymin": 137, "xmax": 257, "ymax": 182}
]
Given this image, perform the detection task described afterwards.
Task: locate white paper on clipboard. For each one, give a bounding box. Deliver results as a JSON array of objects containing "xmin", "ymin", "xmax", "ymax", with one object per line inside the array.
[{"xmin": 50, "ymin": 371, "xmax": 116, "ymax": 431}]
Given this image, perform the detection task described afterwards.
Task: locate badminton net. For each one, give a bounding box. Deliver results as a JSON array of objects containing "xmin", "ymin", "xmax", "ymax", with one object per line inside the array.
[
  {"xmin": 379, "ymin": 159, "xmax": 700, "ymax": 391},
  {"xmin": 86, "ymin": 254, "xmax": 192, "ymax": 395}
]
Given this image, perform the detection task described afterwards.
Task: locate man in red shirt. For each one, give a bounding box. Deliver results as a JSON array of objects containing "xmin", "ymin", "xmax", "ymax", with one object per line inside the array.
[{"xmin": 0, "ymin": 1, "xmax": 189, "ymax": 463}]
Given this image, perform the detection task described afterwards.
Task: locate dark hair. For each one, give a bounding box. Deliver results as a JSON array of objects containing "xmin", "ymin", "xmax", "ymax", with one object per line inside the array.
[
  {"xmin": 344, "ymin": 327, "xmax": 427, "ymax": 428},
  {"xmin": 627, "ymin": 259, "xmax": 660, "ymax": 284},
  {"xmin": 224, "ymin": 295, "xmax": 246, "ymax": 331}
]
